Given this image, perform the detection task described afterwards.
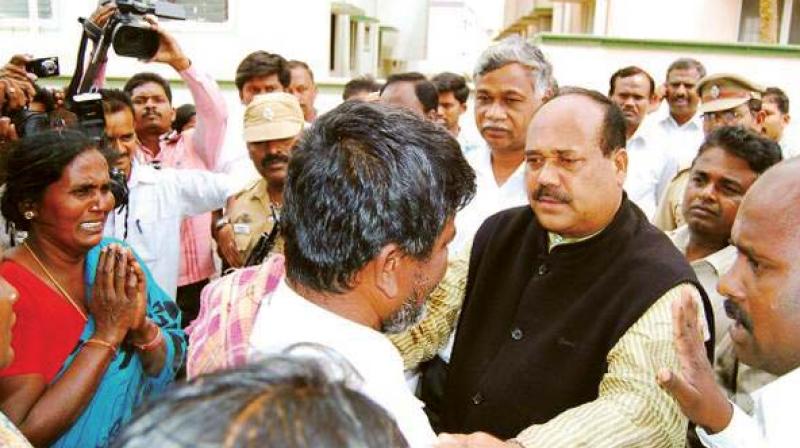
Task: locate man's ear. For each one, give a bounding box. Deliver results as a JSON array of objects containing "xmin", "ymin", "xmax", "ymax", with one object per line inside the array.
[
  {"xmin": 169, "ymin": 107, "xmax": 177, "ymax": 125},
  {"xmin": 613, "ymin": 147, "xmax": 628, "ymax": 186},
  {"xmin": 374, "ymin": 244, "xmax": 403, "ymax": 299}
]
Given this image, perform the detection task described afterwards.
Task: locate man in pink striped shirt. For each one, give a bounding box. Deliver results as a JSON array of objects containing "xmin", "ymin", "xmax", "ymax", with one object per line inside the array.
[{"xmin": 122, "ymin": 19, "xmax": 228, "ymax": 323}]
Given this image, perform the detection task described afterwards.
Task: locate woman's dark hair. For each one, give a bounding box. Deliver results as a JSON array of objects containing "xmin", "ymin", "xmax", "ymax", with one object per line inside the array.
[
  {"xmin": 112, "ymin": 355, "xmax": 410, "ymax": 448},
  {"xmin": 695, "ymin": 126, "xmax": 783, "ymax": 174},
  {"xmin": 1, "ymin": 129, "xmax": 103, "ymax": 231},
  {"xmin": 282, "ymin": 101, "xmax": 476, "ymax": 294}
]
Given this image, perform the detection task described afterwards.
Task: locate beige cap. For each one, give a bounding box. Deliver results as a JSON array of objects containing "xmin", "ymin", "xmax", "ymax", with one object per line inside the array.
[
  {"xmin": 243, "ymin": 92, "xmax": 304, "ymax": 142},
  {"xmin": 697, "ymin": 73, "xmax": 765, "ymax": 114}
]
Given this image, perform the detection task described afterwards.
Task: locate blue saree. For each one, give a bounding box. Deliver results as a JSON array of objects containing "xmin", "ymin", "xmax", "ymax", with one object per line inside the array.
[{"xmin": 50, "ymin": 238, "xmax": 186, "ymax": 448}]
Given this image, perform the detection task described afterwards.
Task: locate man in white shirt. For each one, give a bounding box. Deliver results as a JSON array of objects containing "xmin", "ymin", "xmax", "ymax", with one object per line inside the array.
[
  {"xmin": 656, "ymin": 58, "xmax": 707, "ymax": 169},
  {"xmin": 248, "ymin": 100, "xmax": 476, "ymax": 448},
  {"xmin": 450, "ymin": 36, "xmax": 556, "ymax": 255},
  {"xmin": 609, "ymin": 66, "xmax": 678, "ymax": 220},
  {"xmin": 658, "ymin": 157, "xmax": 800, "ymax": 448},
  {"xmin": 100, "ymin": 89, "xmax": 237, "ymax": 303}
]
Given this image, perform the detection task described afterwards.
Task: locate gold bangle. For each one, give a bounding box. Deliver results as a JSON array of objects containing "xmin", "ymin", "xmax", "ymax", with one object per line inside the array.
[
  {"xmin": 84, "ymin": 338, "xmax": 118, "ymax": 356},
  {"xmin": 135, "ymin": 326, "xmax": 163, "ymax": 352}
]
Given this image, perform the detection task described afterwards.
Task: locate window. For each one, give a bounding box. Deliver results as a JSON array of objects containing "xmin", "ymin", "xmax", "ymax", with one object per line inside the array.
[
  {"xmin": 0, "ymin": 0, "xmax": 52, "ymax": 19},
  {"xmin": 737, "ymin": 0, "xmax": 800, "ymax": 44},
  {"xmin": 170, "ymin": 0, "xmax": 228, "ymax": 23}
]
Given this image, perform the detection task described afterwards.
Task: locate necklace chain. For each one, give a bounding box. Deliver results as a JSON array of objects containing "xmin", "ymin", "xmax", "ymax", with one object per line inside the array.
[{"xmin": 23, "ymin": 241, "xmax": 89, "ymax": 322}]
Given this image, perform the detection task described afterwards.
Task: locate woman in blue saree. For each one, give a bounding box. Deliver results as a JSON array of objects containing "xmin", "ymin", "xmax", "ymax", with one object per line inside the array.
[{"xmin": 0, "ymin": 130, "xmax": 185, "ymax": 447}]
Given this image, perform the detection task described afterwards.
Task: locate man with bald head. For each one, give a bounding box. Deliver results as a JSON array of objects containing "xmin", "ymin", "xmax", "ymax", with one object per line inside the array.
[
  {"xmin": 659, "ymin": 157, "xmax": 800, "ymax": 447},
  {"xmin": 437, "ymin": 87, "xmax": 713, "ymax": 447}
]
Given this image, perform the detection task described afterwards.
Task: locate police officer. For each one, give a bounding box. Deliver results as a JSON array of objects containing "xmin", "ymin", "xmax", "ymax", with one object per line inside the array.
[
  {"xmin": 214, "ymin": 92, "xmax": 304, "ymax": 267},
  {"xmin": 654, "ymin": 73, "xmax": 766, "ymax": 231}
]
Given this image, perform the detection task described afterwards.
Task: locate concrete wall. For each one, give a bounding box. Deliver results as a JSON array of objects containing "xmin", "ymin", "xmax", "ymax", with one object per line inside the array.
[{"xmin": 605, "ymin": 0, "xmax": 742, "ymax": 42}]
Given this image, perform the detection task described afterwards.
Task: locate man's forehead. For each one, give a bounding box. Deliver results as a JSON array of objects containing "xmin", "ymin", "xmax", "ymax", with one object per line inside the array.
[
  {"xmin": 668, "ymin": 68, "xmax": 701, "ymax": 82},
  {"xmin": 131, "ymin": 82, "xmax": 168, "ymax": 97}
]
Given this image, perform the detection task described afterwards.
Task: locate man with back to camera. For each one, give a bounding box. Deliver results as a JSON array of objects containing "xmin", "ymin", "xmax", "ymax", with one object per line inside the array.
[
  {"xmin": 435, "ymin": 87, "xmax": 713, "ymax": 447},
  {"xmin": 658, "ymin": 157, "xmax": 800, "ymax": 447},
  {"xmin": 608, "ymin": 65, "xmax": 678, "ymax": 220},
  {"xmin": 247, "ymin": 100, "xmax": 476, "ymax": 448}
]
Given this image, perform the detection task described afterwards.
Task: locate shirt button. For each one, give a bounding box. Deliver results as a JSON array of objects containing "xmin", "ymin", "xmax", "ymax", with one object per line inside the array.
[
  {"xmin": 472, "ymin": 392, "xmax": 484, "ymax": 405},
  {"xmin": 537, "ymin": 264, "xmax": 549, "ymax": 275},
  {"xmin": 511, "ymin": 327, "xmax": 524, "ymax": 340}
]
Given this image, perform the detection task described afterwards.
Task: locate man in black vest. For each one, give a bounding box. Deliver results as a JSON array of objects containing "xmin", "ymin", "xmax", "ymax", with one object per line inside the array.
[{"xmin": 436, "ymin": 87, "xmax": 713, "ymax": 447}]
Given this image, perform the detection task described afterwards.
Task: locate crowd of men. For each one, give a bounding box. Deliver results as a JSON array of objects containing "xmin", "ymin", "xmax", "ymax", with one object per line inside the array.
[{"xmin": 0, "ymin": 3, "xmax": 798, "ymax": 447}]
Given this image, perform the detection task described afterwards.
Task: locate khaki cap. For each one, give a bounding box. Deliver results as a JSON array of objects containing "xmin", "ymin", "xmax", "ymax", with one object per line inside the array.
[
  {"xmin": 243, "ymin": 92, "xmax": 304, "ymax": 142},
  {"xmin": 697, "ymin": 73, "xmax": 765, "ymax": 114}
]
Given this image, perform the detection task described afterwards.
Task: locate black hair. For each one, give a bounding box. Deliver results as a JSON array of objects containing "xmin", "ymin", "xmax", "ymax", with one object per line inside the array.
[
  {"xmin": 609, "ymin": 66, "xmax": 655, "ymax": 97},
  {"xmin": 112, "ymin": 355, "xmax": 409, "ymax": 448},
  {"xmin": 432, "ymin": 72, "xmax": 469, "ymax": 104},
  {"xmin": 342, "ymin": 75, "xmax": 381, "ymax": 101},
  {"xmin": 695, "ymin": 126, "xmax": 783, "ymax": 174},
  {"xmin": 235, "ymin": 51, "xmax": 291, "ymax": 92},
  {"xmin": 764, "ymin": 87, "xmax": 790, "ymax": 114},
  {"xmin": 282, "ymin": 101, "xmax": 476, "ymax": 293},
  {"xmin": 287, "ymin": 59, "xmax": 315, "ymax": 83},
  {"xmin": 555, "ymin": 86, "xmax": 627, "ymax": 156},
  {"xmin": 100, "ymin": 88, "xmax": 134, "ymax": 116},
  {"xmin": 1, "ymin": 129, "xmax": 106, "ymax": 231},
  {"xmin": 173, "ymin": 103, "xmax": 197, "ymax": 133},
  {"xmin": 666, "ymin": 58, "xmax": 707, "ymax": 80},
  {"xmin": 380, "ymin": 72, "xmax": 439, "ymax": 114},
  {"xmin": 123, "ymin": 72, "xmax": 172, "ymax": 103}
]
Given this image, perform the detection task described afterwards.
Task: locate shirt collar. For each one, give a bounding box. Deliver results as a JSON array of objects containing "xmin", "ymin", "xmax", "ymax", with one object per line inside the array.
[
  {"xmin": 547, "ymin": 229, "xmax": 603, "ymax": 251},
  {"xmin": 669, "ymin": 225, "xmax": 737, "ymax": 275},
  {"xmin": 662, "ymin": 113, "xmax": 703, "ymax": 130}
]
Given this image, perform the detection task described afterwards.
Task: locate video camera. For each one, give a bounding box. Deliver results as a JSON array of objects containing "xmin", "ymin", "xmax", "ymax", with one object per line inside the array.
[{"xmin": 110, "ymin": 0, "xmax": 186, "ymax": 59}]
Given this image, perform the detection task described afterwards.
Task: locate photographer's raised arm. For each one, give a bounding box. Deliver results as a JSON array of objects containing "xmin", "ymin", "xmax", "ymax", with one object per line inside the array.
[{"xmin": 145, "ymin": 15, "xmax": 228, "ymax": 171}]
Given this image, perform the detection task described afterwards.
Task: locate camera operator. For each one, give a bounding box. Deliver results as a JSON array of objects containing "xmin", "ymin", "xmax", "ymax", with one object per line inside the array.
[
  {"xmin": 100, "ymin": 88, "xmax": 237, "ymax": 317},
  {"xmin": 87, "ymin": 2, "xmax": 229, "ymax": 317},
  {"xmin": 0, "ymin": 56, "xmax": 38, "ymax": 147}
]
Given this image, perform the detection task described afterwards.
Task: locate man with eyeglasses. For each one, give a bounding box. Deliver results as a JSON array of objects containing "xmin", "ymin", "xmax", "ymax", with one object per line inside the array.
[{"xmin": 654, "ymin": 74, "xmax": 766, "ymax": 232}]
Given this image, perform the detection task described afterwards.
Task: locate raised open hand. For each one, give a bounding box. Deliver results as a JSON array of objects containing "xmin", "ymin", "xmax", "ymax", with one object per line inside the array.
[{"xmin": 657, "ymin": 287, "xmax": 733, "ymax": 434}]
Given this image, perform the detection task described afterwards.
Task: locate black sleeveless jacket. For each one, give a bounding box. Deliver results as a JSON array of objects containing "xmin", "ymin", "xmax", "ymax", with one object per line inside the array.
[{"xmin": 441, "ymin": 198, "xmax": 713, "ymax": 438}]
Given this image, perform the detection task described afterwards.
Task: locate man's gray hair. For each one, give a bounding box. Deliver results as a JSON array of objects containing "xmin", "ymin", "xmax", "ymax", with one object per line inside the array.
[{"xmin": 474, "ymin": 35, "xmax": 556, "ymax": 94}]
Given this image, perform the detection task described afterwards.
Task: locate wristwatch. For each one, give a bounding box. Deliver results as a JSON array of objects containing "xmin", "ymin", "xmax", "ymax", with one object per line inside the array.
[{"xmin": 214, "ymin": 216, "xmax": 231, "ymax": 231}]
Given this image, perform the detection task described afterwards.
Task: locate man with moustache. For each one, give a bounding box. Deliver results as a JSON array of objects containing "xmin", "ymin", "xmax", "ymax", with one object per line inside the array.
[
  {"xmin": 436, "ymin": 88, "xmax": 713, "ymax": 447},
  {"xmin": 609, "ymin": 66, "xmax": 678, "ymax": 219},
  {"xmin": 213, "ymin": 93, "xmax": 304, "ymax": 269},
  {"xmin": 655, "ymin": 74, "xmax": 766, "ymax": 231},
  {"xmin": 667, "ymin": 126, "xmax": 781, "ymax": 413},
  {"xmin": 658, "ymin": 157, "xmax": 800, "ymax": 447},
  {"xmin": 247, "ymin": 101, "xmax": 476, "ymax": 448},
  {"xmin": 449, "ymin": 36, "xmax": 556, "ymax": 254},
  {"xmin": 655, "ymin": 58, "xmax": 707, "ymax": 169},
  {"xmin": 122, "ymin": 18, "xmax": 227, "ymax": 318},
  {"xmin": 100, "ymin": 89, "xmax": 237, "ymax": 313},
  {"xmin": 287, "ymin": 60, "xmax": 318, "ymax": 123}
]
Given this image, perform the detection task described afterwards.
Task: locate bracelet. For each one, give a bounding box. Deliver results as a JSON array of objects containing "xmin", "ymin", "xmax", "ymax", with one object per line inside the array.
[
  {"xmin": 84, "ymin": 338, "xmax": 118, "ymax": 356},
  {"xmin": 135, "ymin": 326, "xmax": 163, "ymax": 352}
]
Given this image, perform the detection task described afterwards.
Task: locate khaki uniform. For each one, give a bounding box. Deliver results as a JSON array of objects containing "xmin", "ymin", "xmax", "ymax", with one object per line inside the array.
[
  {"xmin": 227, "ymin": 178, "xmax": 283, "ymax": 262},
  {"xmin": 653, "ymin": 169, "xmax": 689, "ymax": 231}
]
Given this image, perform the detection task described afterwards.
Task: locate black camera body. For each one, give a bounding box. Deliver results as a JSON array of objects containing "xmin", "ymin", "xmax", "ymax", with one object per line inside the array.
[
  {"xmin": 71, "ymin": 92, "xmax": 106, "ymax": 142},
  {"xmin": 25, "ymin": 57, "xmax": 60, "ymax": 78},
  {"xmin": 110, "ymin": 0, "xmax": 186, "ymax": 59}
]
